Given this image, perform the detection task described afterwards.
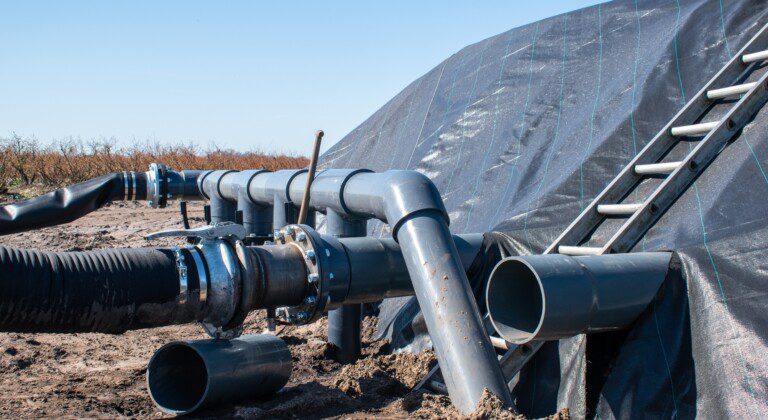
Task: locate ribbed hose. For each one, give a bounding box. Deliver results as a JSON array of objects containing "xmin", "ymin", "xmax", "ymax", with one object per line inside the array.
[
  {"xmin": 0, "ymin": 172, "xmax": 146, "ymax": 236},
  {"xmin": 0, "ymin": 245, "xmax": 201, "ymax": 333}
]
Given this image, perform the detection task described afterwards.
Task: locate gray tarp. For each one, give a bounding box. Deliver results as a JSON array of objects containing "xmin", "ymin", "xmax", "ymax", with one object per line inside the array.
[{"xmin": 318, "ymin": 0, "xmax": 768, "ymax": 418}]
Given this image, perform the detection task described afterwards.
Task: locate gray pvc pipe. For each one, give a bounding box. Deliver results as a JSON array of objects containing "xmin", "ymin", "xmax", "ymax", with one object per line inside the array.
[
  {"xmin": 396, "ymin": 213, "xmax": 511, "ymax": 414},
  {"xmin": 341, "ymin": 233, "xmax": 483, "ymax": 303},
  {"xmin": 168, "ymin": 169, "xmax": 209, "ymax": 201},
  {"xmin": 326, "ymin": 209, "xmax": 367, "ymax": 363},
  {"xmin": 164, "ymin": 168, "xmax": 507, "ymax": 413},
  {"xmin": 202, "ymin": 170, "xmax": 238, "ymax": 224},
  {"xmin": 486, "ymin": 253, "xmax": 671, "ymax": 345},
  {"xmin": 147, "ymin": 334, "xmax": 292, "ymax": 415}
]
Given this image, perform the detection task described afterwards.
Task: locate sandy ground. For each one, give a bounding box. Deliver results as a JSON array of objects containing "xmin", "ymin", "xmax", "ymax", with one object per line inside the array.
[{"xmin": 0, "ymin": 193, "xmax": 568, "ymax": 419}]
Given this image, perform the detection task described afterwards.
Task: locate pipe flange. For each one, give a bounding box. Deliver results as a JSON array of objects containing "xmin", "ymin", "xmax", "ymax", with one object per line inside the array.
[
  {"xmin": 147, "ymin": 163, "xmax": 170, "ymax": 208},
  {"xmin": 273, "ymin": 224, "xmax": 329, "ymax": 325}
]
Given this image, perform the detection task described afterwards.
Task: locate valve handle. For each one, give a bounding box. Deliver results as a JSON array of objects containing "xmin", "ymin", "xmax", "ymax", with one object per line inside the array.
[{"xmin": 145, "ymin": 221, "xmax": 246, "ymax": 241}]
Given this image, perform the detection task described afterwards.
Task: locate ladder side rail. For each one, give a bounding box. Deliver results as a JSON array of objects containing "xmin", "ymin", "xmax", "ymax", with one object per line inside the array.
[
  {"xmin": 545, "ymin": 24, "xmax": 768, "ymax": 254},
  {"xmin": 602, "ymin": 71, "xmax": 768, "ymax": 254},
  {"xmin": 500, "ymin": 342, "xmax": 544, "ymax": 387}
]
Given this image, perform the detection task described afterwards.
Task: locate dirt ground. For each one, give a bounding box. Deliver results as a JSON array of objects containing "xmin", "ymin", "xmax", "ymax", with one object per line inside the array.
[{"xmin": 0, "ymin": 191, "xmax": 569, "ymax": 419}]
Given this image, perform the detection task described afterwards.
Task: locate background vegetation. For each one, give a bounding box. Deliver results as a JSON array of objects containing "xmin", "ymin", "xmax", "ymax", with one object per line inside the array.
[{"xmin": 0, "ymin": 135, "xmax": 308, "ymax": 193}]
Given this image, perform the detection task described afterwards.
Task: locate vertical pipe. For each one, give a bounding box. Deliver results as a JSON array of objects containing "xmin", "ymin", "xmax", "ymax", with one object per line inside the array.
[
  {"xmin": 238, "ymin": 190, "xmax": 272, "ymax": 238},
  {"xmin": 210, "ymin": 195, "xmax": 237, "ymax": 224},
  {"xmin": 396, "ymin": 212, "xmax": 511, "ymax": 414},
  {"xmin": 326, "ymin": 209, "xmax": 367, "ymax": 363},
  {"xmin": 202, "ymin": 170, "xmax": 238, "ymax": 224},
  {"xmin": 273, "ymin": 196, "xmax": 296, "ymax": 228}
]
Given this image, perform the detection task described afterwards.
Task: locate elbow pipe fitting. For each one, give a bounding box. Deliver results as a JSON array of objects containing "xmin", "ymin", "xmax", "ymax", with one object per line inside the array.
[
  {"xmin": 340, "ymin": 171, "xmax": 449, "ymax": 241},
  {"xmin": 312, "ymin": 170, "xmax": 505, "ymax": 414},
  {"xmin": 486, "ymin": 252, "xmax": 672, "ymax": 344}
]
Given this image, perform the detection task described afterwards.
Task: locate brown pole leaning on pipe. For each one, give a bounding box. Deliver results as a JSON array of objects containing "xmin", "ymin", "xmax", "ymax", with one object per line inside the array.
[{"xmin": 297, "ymin": 130, "xmax": 323, "ymax": 224}]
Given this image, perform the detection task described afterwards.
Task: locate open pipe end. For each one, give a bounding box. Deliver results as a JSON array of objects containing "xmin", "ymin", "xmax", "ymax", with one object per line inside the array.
[
  {"xmin": 147, "ymin": 342, "xmax": 210, "ymax": 415},
  {"xmin": 486, "ymin": 258, "xmax": 545, "ymax": 345}
]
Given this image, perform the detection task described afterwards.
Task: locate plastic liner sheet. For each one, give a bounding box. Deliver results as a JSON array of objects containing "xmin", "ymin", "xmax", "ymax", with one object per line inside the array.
[{"xmin": 319, "ymin": 0, "xmax": 768, "ymax": 418}]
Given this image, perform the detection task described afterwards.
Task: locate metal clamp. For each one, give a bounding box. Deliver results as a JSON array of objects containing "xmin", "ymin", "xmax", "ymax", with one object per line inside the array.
[
  {"xmin": 174, "ymin": 248, "xmax": 189, "ymax": 304},
  {"xmin": 122, "ymin": 171, "xmax": 139, "ymax": 202},
  {"xmin": 131, "ymin": 171, "xmax": 137, "ymax": 201},
  {"xmin": 123, "ymin": 172, "xmax": 130, "ymax": 201},
  {"xmin": 188, "ymin": 247, "xmax": 208, "ymax": 303}
]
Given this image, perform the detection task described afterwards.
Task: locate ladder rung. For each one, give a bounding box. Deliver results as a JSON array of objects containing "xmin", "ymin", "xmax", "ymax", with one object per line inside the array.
[
  {"xmin": 742, "ymin": 50, "xmax": 768, "ymax": 64},
  {"xmin": 707, "ymin": 82, "xmax": 758, "ymax": 100},
  {"xmin": 596, "ymin": 203, "xmax": 643, "ymax": 216},
  {"xmin": 490, "ymin": 336, "xmax": 509, "ymax": 350},
  {"xmin": 670, "ymin": 121, "xmax": 719, "ymax": 137},
  {"xmin": 558, "ymin": 245, "xmax": 602, "ymax": 256},
  {"xmin": 634, "ymin": 161, "xmax": 682, "ymax": 175}
]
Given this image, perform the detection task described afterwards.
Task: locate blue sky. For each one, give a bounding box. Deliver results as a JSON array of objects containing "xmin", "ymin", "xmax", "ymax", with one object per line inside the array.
[{"xmin": 0, "ymin": 1, "xmax": 602, "ymax": 156}]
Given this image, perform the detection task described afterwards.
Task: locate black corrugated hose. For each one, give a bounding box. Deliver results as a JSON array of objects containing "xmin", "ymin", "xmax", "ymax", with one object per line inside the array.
[{"xmin": 0, "ymin": 245, "xmax": 201, "ymax": 333}]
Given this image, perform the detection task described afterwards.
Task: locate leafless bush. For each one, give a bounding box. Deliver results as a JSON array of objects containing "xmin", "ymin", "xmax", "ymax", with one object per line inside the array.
[{"xmin": 0, "ymin": 136, "xmax": 308, "ymax": 188}]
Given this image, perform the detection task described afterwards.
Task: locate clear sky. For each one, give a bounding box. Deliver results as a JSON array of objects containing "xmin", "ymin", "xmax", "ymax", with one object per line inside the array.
[{"xmin": 0, "ymin": 1, "xmax": 602, "ymax": 156}]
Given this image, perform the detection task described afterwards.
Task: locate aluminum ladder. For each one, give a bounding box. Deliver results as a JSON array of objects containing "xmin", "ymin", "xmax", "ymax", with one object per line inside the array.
[{"xmin": 549, "ymin": 22, "xmax": 768, "ymax": 256}]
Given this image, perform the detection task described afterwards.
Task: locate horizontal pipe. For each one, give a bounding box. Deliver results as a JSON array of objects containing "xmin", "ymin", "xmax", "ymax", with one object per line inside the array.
[
  {"xmin": 0, "ymin": 172, "xmax": 149, "ymax": 235},
  {"xmin": 236, "ymin": 233, "xmax": 482, "ymax": 310},
  {"xmin": 147, "ymin": 334, "xmax": 292, "ymax": 415},
  {"xmin": 0, "ymin": 245, "xmax": 205, "ymax": 333},
  {"xmin": 340, "ymin": 233, "xmax": 482, "ymax": 304},
  {"xmin": 486, "ymin": 253, "xmax": 671, "ymax": 344},
  {"xmin": 249, "ymin": 244, "xmax": 309, "ymax": 308}
]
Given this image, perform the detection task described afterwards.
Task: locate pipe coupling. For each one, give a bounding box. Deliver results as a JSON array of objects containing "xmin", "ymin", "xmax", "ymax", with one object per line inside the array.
[{"xmin": 122, "ymin": 171, "xmax": 140, "ymax": 201}]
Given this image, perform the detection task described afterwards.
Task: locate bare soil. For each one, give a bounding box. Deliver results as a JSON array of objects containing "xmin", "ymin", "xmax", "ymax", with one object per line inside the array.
[{"xmin": 0, "ymin": 192, "xmax": 569, "ymax": 419}]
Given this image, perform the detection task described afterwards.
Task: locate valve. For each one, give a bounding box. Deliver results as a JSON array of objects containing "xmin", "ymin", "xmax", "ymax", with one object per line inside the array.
[{"xmin": 146, "ymin": 222, "xmax": 247, "ymax": 339}]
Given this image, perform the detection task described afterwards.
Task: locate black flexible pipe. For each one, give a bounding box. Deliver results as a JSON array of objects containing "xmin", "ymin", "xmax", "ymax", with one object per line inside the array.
[
  {"xmin": 0, "ymin": 172, "xmax": 147, "ymax": 236},
  {"xmin": 0, "ymin": 245, "xmax": 200, "ymax": 333}
]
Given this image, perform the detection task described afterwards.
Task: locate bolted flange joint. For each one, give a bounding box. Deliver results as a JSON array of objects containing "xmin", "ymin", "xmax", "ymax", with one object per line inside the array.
[{"xmin": 271, "ymin": 224, "xmax": 330, "ymax": 326}]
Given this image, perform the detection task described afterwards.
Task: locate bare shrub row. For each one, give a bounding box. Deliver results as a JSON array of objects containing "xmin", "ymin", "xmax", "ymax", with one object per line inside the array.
[{"xmin": 0, "ymin": 135, "xmax": 308, "ymax": 192}]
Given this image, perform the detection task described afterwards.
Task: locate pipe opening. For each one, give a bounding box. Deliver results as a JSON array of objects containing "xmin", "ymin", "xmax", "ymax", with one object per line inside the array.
[
  {"xmin": 147, "ymin": 343, "xmax": 209, "ymax": 415},
  {"xmin": 486, "ymin": 259, "xmax": 544, "ymax": 344}
]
